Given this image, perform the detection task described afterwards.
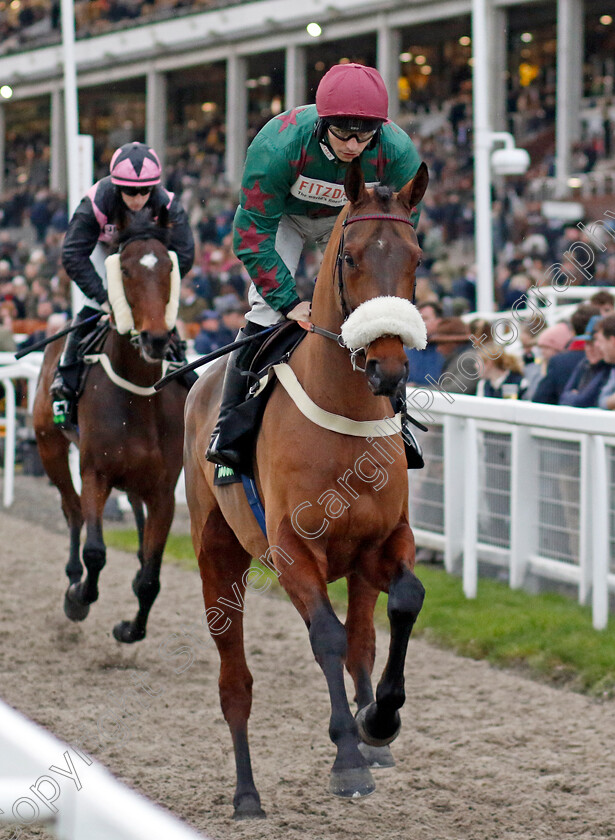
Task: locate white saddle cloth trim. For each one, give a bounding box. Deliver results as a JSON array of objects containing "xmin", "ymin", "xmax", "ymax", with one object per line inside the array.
[
  {"xmin": 271, "ymin": 363, "xmax": 402, "ymax": 437},
  {"xmin": 84, "ymin": 353, "xmax": 170, "ymax": 396}
]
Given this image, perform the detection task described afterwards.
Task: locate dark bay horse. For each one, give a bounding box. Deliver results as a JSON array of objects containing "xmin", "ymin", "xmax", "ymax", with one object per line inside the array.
[
  {"xmin": 183, "ymin": 160, "xmax": 429, "ymax": 817},
  {"xmin": 33, "ymin": 209, "xmax": 187, "ymax": 643}
]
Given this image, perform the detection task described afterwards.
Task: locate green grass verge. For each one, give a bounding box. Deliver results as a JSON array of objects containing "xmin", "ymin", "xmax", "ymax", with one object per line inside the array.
[{"xmin": 105, "ymin": 529, "xmax": 615, "ymax": 697}]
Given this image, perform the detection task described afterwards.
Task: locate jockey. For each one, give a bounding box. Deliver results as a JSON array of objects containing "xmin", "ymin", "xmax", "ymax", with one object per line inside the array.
[
  {"xmin": 206, "ymin": 63, "xmax": 424, "ymax": 469},
  {"xmin": 50, "ymin": 141, "xmax": 195, "ymax": 426}
]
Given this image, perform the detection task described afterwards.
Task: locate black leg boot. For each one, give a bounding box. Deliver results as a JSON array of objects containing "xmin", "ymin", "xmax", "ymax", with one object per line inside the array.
[
  {"xmin": 206, "ymin": 324, "xmax": 266, "ymax": 469},
  {"xmin": 391, "ymin": 392, "xmax": 425, "ymax": 470}
]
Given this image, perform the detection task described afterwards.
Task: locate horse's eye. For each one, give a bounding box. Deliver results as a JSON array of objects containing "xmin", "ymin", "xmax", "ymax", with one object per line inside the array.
[
  {"xmin": 416, "ymin": 258, "xmax": 422, "ymax": 268},
  {"xmin": 344, "ymin": 254, "xmax": 356, "ymax": 268}
]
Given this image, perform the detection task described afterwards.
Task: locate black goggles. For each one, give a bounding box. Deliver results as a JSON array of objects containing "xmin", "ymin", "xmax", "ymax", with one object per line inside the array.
[
  {"xmin": 328, "ymin": 124, "xmax": 378, "ymax": 144},
  {"xmin": 120, "ymin": 186, "xmax": 153, "ymax": 196}
]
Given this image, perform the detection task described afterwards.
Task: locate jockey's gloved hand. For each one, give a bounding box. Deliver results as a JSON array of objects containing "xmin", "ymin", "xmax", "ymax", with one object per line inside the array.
[
  {"xmin": 100, "ymin": 300, "xmax": 111, "ymax": 314},
  {"xmin": 286, "ymin": 301, "xmax": 312, "ymax": 322}
]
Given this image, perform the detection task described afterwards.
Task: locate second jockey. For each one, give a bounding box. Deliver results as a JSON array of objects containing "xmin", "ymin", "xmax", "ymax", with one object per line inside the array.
[{"xmin": 50, "ymin": 141, "xmax": 195, "ymax": 426}]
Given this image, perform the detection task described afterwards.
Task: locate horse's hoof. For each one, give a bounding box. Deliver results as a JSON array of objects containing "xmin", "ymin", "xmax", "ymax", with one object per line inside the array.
[
  {"xmin": 63, "ymin": 585, "xmax": 90, "ymax": 622},
  {"xmin": 233, "ymin": 795, "xmax": 266, "ymax": 820},
  {"xmin": 112, "ymin": 620, "xmax": 146, "ymax": 644},
  {"xmin": 329, "ymin": 766, "xmax": 375, "ymax": 798},
  {"xmin": 358, "ymin": 742, "xmax": 395, "ymax": 768},
  {"xmin": 356, "ymin": 703, "xmax": 401, "ymax": 748}
]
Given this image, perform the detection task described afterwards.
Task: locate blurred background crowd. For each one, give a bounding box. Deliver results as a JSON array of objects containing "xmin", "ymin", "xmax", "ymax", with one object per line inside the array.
[{"xmin": 1, "ymin": 2, "xmax": 615, "ymax": 412}]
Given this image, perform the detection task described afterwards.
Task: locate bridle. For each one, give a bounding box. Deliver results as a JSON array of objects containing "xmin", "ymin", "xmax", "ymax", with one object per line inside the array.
[
  {"xmin": 303, "ymin": 210, "xmax": 418, "ymax": 366},
  {"xmin": 335, "ymin": 212, "xmax": 416, "ymax": 319}
]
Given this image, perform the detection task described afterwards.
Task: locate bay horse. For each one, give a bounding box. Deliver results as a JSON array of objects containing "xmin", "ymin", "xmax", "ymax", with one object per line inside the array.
[
  {"xmin": 183, "ymin": 160, "xmax": 429, "ymax": 817},
  {"xmin": 33, "ymin": 208, "xmax": 187, "ymax": 643}
]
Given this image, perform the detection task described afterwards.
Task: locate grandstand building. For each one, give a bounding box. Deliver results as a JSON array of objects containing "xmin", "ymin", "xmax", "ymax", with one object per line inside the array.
[{"xmin": 0, "ymin": 0, "xmax": 612, "ymax": 199}]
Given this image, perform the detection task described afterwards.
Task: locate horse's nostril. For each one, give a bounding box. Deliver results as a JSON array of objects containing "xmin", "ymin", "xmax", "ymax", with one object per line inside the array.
[
  {"xmin": 366, "ymin": 358, "xmax": 408, "ymax": 396},
  {"xmin": 141, "ymin": 331, "xmax": 170, "ymax": 359}
]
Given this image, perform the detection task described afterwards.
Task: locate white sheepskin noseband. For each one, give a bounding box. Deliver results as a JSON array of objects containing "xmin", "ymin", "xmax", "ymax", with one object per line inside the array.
[
  {"xmin": 340, "ymin": 296, "xmax": 427, "ymax": 351},
  {"xmin": 105, "ymin": 250, "xmax": 181, "ymax": 335}
]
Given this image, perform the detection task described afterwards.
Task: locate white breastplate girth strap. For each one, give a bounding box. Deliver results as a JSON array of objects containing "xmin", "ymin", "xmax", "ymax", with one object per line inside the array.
[
  {"xmin": 267, "ymin": 362, "xmax": 402, "ymax": 438},
  {"xmin": 84, "ymin": 353, "xmax": 172, "ymax": 397}
]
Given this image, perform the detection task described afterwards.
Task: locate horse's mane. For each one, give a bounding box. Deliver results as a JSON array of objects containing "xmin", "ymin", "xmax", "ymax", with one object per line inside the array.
[{"xmin": 115, "ymin": 209, "xmax": 171, "ymax": 250}]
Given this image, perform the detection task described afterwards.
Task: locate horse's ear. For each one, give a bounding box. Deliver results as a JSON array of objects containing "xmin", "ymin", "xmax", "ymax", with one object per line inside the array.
[
  {"xmin": 344, "ymin": 158, "xmax": 368, "ymax": 205},
  {"xmin": 398, "ymin": 162, "xmax": 429, "ymax": 212}
]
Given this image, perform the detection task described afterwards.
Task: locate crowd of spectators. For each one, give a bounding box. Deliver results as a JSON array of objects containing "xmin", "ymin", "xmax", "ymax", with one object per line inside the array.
[
  {"xmin": 1, "ymin": 31, "xmax": 615, "ymax": 407},
  {"xmin": 0, "ymin": 0, "xmax": 244, "ymax": 55},
  {"xmin": 406, "ymin": 292, "xmax": 615, "ymax": 412}
]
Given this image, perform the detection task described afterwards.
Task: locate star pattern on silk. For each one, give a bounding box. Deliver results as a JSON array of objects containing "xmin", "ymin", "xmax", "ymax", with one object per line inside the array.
[
  {"xmin": 235, "ymin": 222, "xmax": 269, "ymax": 254},
  {"xmin": 242, "ymin": 180, "xmax": 275, "ymax": 213},
  {"xmin": 255, "ymin": 264, "xmax": 280, "ymax": 295},
  {"xmin": 275, "ymin": 107, "xmax": 307, "ymax": 133},
  {"xmin": 374, "ymin": 145, "xmax": 390, "ymax": 179},
  {"xmin": 289, "ymin": 146, "xmax": 314, "ymax": 175}
]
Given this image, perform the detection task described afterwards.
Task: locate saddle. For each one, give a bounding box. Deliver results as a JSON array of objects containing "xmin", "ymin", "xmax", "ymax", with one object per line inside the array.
[
  {"xmin": 212, "ymin": 320, "xmax": 425, "ymax": 487},
  {"xmin": 64, "ymin": 322, "xmax": 196, "ymax": 428},
  {"xmin": 213, "ymin": 321, "xmax": 306, "ymax": 484}
]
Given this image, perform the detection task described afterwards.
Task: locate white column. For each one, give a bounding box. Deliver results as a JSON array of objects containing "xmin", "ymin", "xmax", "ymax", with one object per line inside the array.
[
  {"xmin": 225, "ymin": 53, "xmax": 248, "ymax": 192},
  {"xmin": 377, "ymin": 22, "xmax": 401, "ymax": 124},
  {"xmin": 285, "ymin": 45, "xmax": 306, "ymax": 110},
  {"xmin": 472, "ymin": 0, "xmax": 497, "ymax": 312},
  {"xmin": 0, "ymin": 103, "xmax": 4, "ymax": 194},
  {"xmin": 146, "ymin": 68, "xmax": 167, "ymax": 171},
  {"xmin": 555, "ymin": 0, "xmax": 583, "ymax": 190},
  {"xmin": 489, "ymin": 7, "xmax": 508, "ymax": 131},
  {"xmin": 60, "ymin": 0, "xmax": 81, "ymax": 216},
  {"xmin": 50, "ymin": 88, "xmax": 66, "ymax": 192}
]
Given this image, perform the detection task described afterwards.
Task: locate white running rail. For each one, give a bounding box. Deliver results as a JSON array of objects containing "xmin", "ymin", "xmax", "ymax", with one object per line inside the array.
[
  {"xmin": 407, "ymin": 389, "xmax": 615, "ymax": 630},
  {"xmin": 0, "ymin": 354, "xmax": 43, "ymax": 507},
  {"xmin": 0, "ymin": 699, "xmax": 209, "ymax": 839}
]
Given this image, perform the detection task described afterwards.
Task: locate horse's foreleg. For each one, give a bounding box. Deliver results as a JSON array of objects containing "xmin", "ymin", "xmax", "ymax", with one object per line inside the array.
[
  {"xmin": 197, "ymin": 508, "xmax": 265, "ymax": 820},
  {"xmin": 113, "ymin": 492, "xmax": 174, "ymax": 644},
  {"xmin": 356, "ymin": 564, "xmax": 425, "ymax": 748},
  {"xmin": 345, "ymin": 573, "xmax": 378, "ymax": 708},
  {"xmin": 345, "ymin": 574, "xmax": 395, "ymax": 768},
  {"xmin": 35, "ymin": 428, "xmax": 83, "ymax": 585},
  {"xmin": 64, "ymin": 473, "xmax": 109, "ymax": 621},
  {"xmin": 127, "ymin": 491, "xmax": 145, "ymax": 564},
  {"xmin": 273, "ymin": 529, "xmax": 375, "ymax": 799}
]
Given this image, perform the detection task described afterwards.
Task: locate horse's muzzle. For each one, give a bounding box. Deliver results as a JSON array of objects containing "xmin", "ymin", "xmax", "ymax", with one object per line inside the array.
[
  {"xmin": 139, "ymin": 330, "xmax": 172, "ymax": 362},
  {"xmin": 365, "ymin": 358, "xmax": 409, "ymax": 396},
  {"xmin": 365, "ymin": 336, "xmax": 409, "ymax": 396}
]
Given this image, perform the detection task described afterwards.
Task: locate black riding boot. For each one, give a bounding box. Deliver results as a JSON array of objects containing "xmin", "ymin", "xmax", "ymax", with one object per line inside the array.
[
  {"xmin": 50, "ymin": 306, "xmax": 98, "ymax": 427},
  {"xmin": 206, "ymin": 323, "xmax": 266, "ymax": 469}
]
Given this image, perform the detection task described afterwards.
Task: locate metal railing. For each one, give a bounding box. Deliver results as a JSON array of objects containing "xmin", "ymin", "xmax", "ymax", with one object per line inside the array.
[{"xmin": 408, "ymin": 390, "xmax": 614, "ymax": 630}]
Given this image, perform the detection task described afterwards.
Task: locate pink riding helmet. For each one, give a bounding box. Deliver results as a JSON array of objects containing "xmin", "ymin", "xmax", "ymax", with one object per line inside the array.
[
  {"xmin": 316, "ymin": 63, "xmax": 389, "ymax": 122},
  {"xmin": 109, "ymin": 142, "xmax": 162, "ymax": 187}
]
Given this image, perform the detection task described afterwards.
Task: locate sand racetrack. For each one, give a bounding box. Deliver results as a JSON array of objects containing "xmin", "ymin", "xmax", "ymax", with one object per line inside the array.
[{"xmin": 1, "ymin": 477, "xmax": 615, "ymax": 840}]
